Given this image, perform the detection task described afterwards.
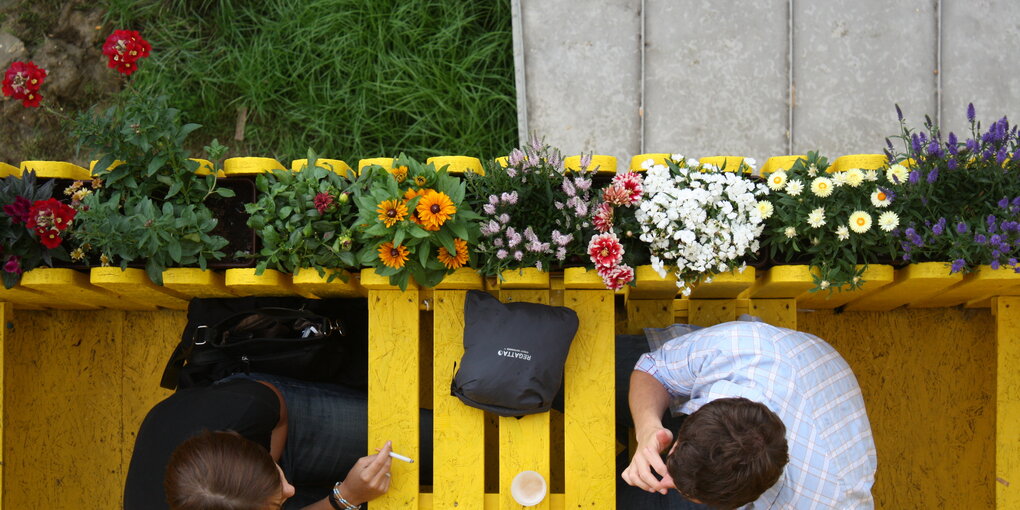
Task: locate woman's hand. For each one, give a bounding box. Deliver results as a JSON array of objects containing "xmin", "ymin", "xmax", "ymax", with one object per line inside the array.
[{"xmin": 338, "ymin": 441, "xmax": 393, "ymax": 505}]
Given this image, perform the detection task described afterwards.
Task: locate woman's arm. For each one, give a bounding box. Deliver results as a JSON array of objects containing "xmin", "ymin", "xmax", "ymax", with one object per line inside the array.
[
  {"xmin": 299, "ymin": 441, "xmax": 394, "ymax": 510},
  {"xmin": 255, "ymin": 380, "xmax": 288, "ymax": 462}
]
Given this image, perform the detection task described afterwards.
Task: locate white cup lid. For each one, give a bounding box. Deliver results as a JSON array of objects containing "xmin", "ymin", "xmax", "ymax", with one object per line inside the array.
[{"xmin": 510, "ymin": 470, "xmax": 547, "ymax": 507}]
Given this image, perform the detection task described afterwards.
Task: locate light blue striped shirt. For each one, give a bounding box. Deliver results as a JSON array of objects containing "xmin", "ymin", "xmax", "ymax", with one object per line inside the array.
[{"xmin": 636, "ymin": 321, "xmax": 877, "ymax": 509}]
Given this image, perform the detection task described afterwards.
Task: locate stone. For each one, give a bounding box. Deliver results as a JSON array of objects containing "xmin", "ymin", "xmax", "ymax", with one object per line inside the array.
[
  {"xmin": 32, "ymin": 37, "xmax": 85, "ymax": 99},
  {"xmin": 54, "ymin": 7, "xmax": 106, "ymax": 48},
  {"xmin": 0, "ymin": 30, "xmax": 27, "ymax": 69}
]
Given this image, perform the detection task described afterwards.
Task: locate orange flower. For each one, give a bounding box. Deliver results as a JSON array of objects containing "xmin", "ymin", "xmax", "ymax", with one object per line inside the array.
[
  {"xmin": 437, "ymin": 238, "xmax": 469, "ymax": 269},
  {"xmin": 378, "ymin": 242, "xmax": 410, "ymax": 268},
  {"xmin": 413, "ymin": 175, "xmax": 429, "ymax": 187},
  {"xmin": 376, "ymin": 199, "xmax": 408, "ymax": 228},
  {"xmin": 416, "ymin": 190, "xmax": 456, "ymax": 229},
  {"xmin": 403, "ymin": 188, "xmax": 428, "ymax": 201},
  {"xmin": 388, "ymin": 165, "xmax": 408, "ymax": 183}
]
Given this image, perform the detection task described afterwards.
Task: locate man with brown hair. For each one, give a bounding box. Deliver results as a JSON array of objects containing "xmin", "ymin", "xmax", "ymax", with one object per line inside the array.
[{"xmin": 622, "ymin": 320, "xmax": 876, "ymax": 509}]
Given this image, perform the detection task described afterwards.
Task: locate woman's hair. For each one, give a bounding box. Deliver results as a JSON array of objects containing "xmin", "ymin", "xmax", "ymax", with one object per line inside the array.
[
  {"xmin": 666, "ymin": 397, "xmax": 789, "ymax": 509},
  {"xmin": 164, "ymin": 430, "xmax": 282, "ymax": 510}
]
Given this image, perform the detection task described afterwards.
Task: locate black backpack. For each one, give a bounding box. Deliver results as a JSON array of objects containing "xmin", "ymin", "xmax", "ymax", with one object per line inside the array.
[{"xmin": 161, "ymin": 296, "xmax": 369, "ymax": 391}]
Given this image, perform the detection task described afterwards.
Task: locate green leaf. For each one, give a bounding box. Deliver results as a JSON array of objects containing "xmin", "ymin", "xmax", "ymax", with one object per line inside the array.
[
  {"xmin": 278, "ymin": 206, "xmax": 293, "ymax": 219},
  {"xmin": 393, "ymin": 228, "xmax": 406, "ymax": 249},
  {"xmin": 147, "ymin": 155, "xmax": 168, "ymax": 176}
]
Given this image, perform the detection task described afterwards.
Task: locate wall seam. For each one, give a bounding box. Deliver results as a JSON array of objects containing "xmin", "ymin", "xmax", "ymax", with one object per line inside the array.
[
  {"xmin": 935, "ymin": 0, "xmax": 943, "ymax": 127},
  {"xmin": 787, "ymin": 0, "xmax": 795, "ymax": 154}
]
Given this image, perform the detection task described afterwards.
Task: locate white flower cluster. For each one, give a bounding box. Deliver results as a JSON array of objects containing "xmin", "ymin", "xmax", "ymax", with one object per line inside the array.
[{"xmin": 635, "ymin": 157, "xmax": 769, "ymax": 295}]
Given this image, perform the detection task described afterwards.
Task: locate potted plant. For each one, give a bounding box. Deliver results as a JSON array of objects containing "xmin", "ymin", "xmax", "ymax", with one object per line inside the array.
[
  {"xmin": 586, "ymin": 163, "xmax": 649, "ymax": 290},
  {"xmin": 0, "ymin": 171, "xmax": 77, "ymax": 288}
]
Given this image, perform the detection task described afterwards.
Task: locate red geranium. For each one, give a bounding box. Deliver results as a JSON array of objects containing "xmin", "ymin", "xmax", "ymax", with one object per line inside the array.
[
  {"xmin": 26, "ymin": 198, "xmax": 76, "ymax": 235},
  {"xmin": 2, "ymin": 61, "xmax": 47, "ymax": 107},
  {"xmin": 588, "ymin": 232, "xmax": 624, "ymax": 269},
  {"xmin": 38, "ymin": 228, "xmax": 63, "ymax": 249},
  {"xmin": 598, "ymin": 263, "xmax": 634, "ymax": 291},
  {"xmin": 102, "ymin": 30, "xmax": 152, "ymax": 76}
]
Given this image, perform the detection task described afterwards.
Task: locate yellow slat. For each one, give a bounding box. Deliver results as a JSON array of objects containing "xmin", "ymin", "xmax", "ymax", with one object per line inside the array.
[
  {"xmin": 291, "ymin": 269, "xmax": 364, "ymax": 298},
  {"xmin": 427, "ymin": 156, "xmax": 484, "ymax": 176},
  {"xmin": 19, "ymin": 268, "xmax": 153, "ymax": 310},
  {"xmin": 689, "ymin": 268, "xmax": 756, "ymax": 299},
  {"xmin": 759, "ymin": 155, "xmax": 806, "ymax": 175},
  {"xmin": 419, "ymin": 493, "xmax": 566, "ymax": 510},
  {"xmin": 563, "ymin": 273, "xmax": 615, "ymax": 508},
  {"xmin": 628, "ymin": 153, "xmax": 671, "ymax": 172},
  {"xmin": 749, "ymin": 265, "xmax": 816, "ymax": 299},
  {"xmin": 433, "ymin": 281, "xmax": 486, "ymax": 509},
  {"xmin": 699, "ymin": 156, "xmax": 750, "ymax": 173},
  {"xmin": 224, "ymin": 268, "xmax": 303, "ymax": 297},
  {"xmin": 997, "ymin": 297, "xmax": 1020, "ymax": 509},
  {"xmin": 564, "ymin": 155, "xmax": 616, "ymax": 175},
  {"xmin": 626, "ymin": 299, "xmax": 674, "ymax": 335},
  {"xmin": 843, "ymin": 262, "xmax": 964, "ymax": 312},
  {"xmin": 498, "ymin": 268, "xmax": 550, "ymax": 289},
  {"xmin": 0, "ymin": 285, "xmax": 69, "ymax": 310},
  {"xmin": 365, "ymin": 272, "xmax": 420, "ymax": 510},
  {"xmin": 750, "ymin": 299, "xmax": 797, "ymax": 330},
  {"xmin": 0, "ymin": 161, "xmax": 19, "ymax": 177},
  {"xmin": 0, "ymin": 302, "xmax": 7, "ymax": 505},
  {"xmin": 161, "ymin": 268, "xmax": 237, "ymax": 298},
  {"xmin": 222, "ymin": 157, "xmax": 286, "ymax": 175},
  {"xmin": 18, "ymin": 160, "xmax": 90, "ymax": 180},
  {"xmin": 797, "ymin": 265, "xmax": 895, "ymax": 309},
  {"xmin": 358, "ymin": 158, "xmax": 395, "ymax": 171},
  {"xmin": 910, "ymin": 266, "xmax": 1020, "ymax": 308},
  {"xmin": 290, "ymin": 158, "xmax": 353, "ymax": 175},
  {"xmin": 830, "ymin": 154, "xmax": 887, "ymax": 172},
  {"xmin": 628, "ymin": 265, "xmax": 678, "ymax": 299},
  {"xmin": 688, "ymin": 299, "xmax": 738, "ymax": 327},
  {"xmin": 90, "ymin": 268, "xmax": 190, "ymax": 310}
]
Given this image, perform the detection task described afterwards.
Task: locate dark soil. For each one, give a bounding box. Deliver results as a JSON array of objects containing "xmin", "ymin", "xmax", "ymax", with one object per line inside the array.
[{"xmin": 207, "ymin": 177, "xmax": 258, "ymax": 267}]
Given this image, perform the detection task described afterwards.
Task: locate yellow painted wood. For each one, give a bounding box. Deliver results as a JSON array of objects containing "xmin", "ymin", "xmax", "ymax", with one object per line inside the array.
[
  {"xmin": 843, "ymin": 262, "xmax": 964, "ymax": 312},
  {"xmin": 629, "ymin": 265, "xmax": 678, "ymax": 299},
  {"xmin": 290, "ymin": 158, "xmax": 354, "ymax": 176},
  {"xmin": 19, "ymin": 267, "xmax": 153, "ymax": 310},
  {"xmin": 291, "ymin": 269, "xmax": 365, "ymax": 298},
  {"xmin": 629, "ymin": 153, "xmax": 671, "ymax": 172},
  {"xmin": 367, "ymin": 285, "xmax": 420, "ymax": 510},
  {"xmin": 161, "ymin": 268, "xmax": 237, "ymax": 298},
  {"xmin": 563, "ymin": 284, "xmax": 615, "ymax": 508},
  {"xmin": 562, "ymin": 267, "xmax": 604, "ymax": 289},
  {"xmin": 564, "ymin": 155, "xmax": 617, "ymax": 175},
  {"xmin": 434, "ymin": 268, "xmax": 485, "ymax": 290},
  {"xmin": 358, "ymin": 157, "xmax": 395, "ymax": 172},
  {"xmin": 90, "ymin": 267, "xmax": 190, "ymax": 310},
  {"xmin": 797, "ymin": 265, "xmax": 895, "ymax": 309},
  {"xmin": 0, "ymin": 161, "xmax": 20, "ymax": 177},
  {"xmin": 0, "ymin": 302, "xmax": 7, "ymax": 504},
  {"xmin": 689, "ymin": 268, "xmax": 756, "ymax": 299},
  {"xmin": 749, "ymin": 265, "xmax": 816, "ymax": 298},
  {"xmin": 190, "ymin": 158, "xmax": 221, "ymax": 177},
  {"xmin": 0, "ymin": 285, "xmax": 71, "ymax": 310},
  {"xmin": 498, "ymin": 268, "xmax": 550, "ymax": 289},
  {"xmin": 749, "ymin": 299, "xmax": 797, "ymax": 330},
  {"xmin": 699, "ymin": 156, "xmax": 751, "ymax": 173},
  {"xmin": 673, "ymin": 298, "xmax": 689, "ymax": 323},
  {"xmin": 909, "ymin": 266, "xmax": 1020, "ymax": 308},
  {"xmin": 996, "ymin": 297, "xmax": 1020, "ymax": 508},
  {"xmin": 88, "ymin": 159, "xmax": 124, "ymax": 174},
  {"xmin": 427, "ymin": 156, "xmax": 484, "ymax": 176},
  {"xmin": 18, "ymin": 160, "xmax": 90, "ymax": 180},
  {"xmin": 419, "ymin": 493, "xmax": 565, "ymax": 510},
  {"xmin": 224, "ymin": 268, "xmax": 302, "ymax": 296},
  {"xmin": 688, "ymin": 299, "xmax": 738, "ymax": 327},
  {"xmin": 222, "ymin": 157, "xmax": 286, "ymax": 175},
  {"xmin": 433, "ymin": 287, "xmax": 485, "ymax": 509},
  {"xmin": 495, "ymin": 156, "xmax": 509, "ymax": 167},
  {"xmin": 759, "ymin": 155, "xmax": 806, "ymax": 175},
  {"xmin": 499, "ymin": 413, "xmax": 551, "ymax": 510},
  {"xmin": 627, "ymin": 299, "xmax": 674, "ymax": 334},
  {"xmin": 830, "ymin": 154, "xmax": 887, "ymax": 172}
]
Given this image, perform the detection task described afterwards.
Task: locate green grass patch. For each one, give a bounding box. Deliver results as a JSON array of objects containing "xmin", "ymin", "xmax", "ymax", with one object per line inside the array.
[{"xmin": 102, "ymin": 0, "xmax": 518, "ymax": 163}]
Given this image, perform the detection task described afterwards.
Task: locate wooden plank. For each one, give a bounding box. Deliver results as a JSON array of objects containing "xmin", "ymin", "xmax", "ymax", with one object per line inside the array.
[
  {"xmin": 420, "ymin": 493, "xmax": 566, "ymax": 510},
  {"xmin": 224, "ymin": 268, "xmax": 303, "ymax": 297},
  {"xmin": 911, "ymin": 266, "xmax": 1020, "ymax": 309},
  {"xmin": 759, "ymin": 155, "xmax": 806, "ymax": 175},
  {"xmin": 749, "ymin": 265, "xmax": 815, "ymax": 299},
  {"xmin": 688, "ymin": 299, "xmax": 738, "ymax": 328},
  {"xmin": 19, "ymin": 268, "xmax": 153, "ymax": 310},
  {"xmin": 0, "ymin": 302, "xmax": 7, "ymax": 508},
  {"xmin": 90, "ymin": 268, "xmax": 190, "ymax": 310},
  {"xmin": 689, "ymin": 267, "xmax": 756, "ymax": 299},
  {"xmin": 222, "ymin": 156, "xmax": 285, "ymax": 175},
  {"xmin": 563, "ymin": 269, "xmax": 615, "ymax": 508},
  {"xmin": 433, "ymin": 271, "xmax": 486, "ymax": 509},
  {"xmin": 19, "ymin": 160, "xmax": 90, "ymax": 180},
  {"xmin": 996, "ymin": 297, "xmax": 1020, "ymax": 509},
  {"xmin": 0, "ymin": 285, "xmax": 65, "ymax": 310},
  {"xmin": 750, "ymin": 299, "xmax": 797, "ymax": 330},
  {"xmin": 426, "ymin": 156, "xmax": 484, "ymax": 176},
  {"xmin": 843, "ymin": 262, "xmax": 964, "ymax": 312},
  {"xmin": 563, "ymin": 155, "xmax": 617, "ymax": 176},
  {"xmin": 162, "ymin": 268, "xmax": 238, "ymax": 298},
  {"xmin": 797, "ymin": 265, "xmax": 895, "ymax": 309},
  {"xmin": 628, "ymin": 265, "xmax": 678, "ymax": 299},
  {"xmin": 363, "ymin": 270, "xmax": 420, "ymax": 510},
  {"xmin": 291, "ymin": 269, "xmax": 365, "ymax": 298}
]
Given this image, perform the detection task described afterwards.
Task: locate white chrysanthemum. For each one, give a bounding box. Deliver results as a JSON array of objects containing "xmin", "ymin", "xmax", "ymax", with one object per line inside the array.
[
  {"xmin": 886, "ymin": 164, "xmax": 908, "ymax": 184},
  {"xmin": 835, "ymin": 225, "xmax": 850, "ymax": 241},
  {"xmin": 831, "ymin": 171, "xmax": 847, "ymax": 187},
  {"xmin": 870, "ymin": 189, "xmax": 891, "ymax": 208},
  {"xmin": 810, "ymin": 177, "xmax": 834, "ymax": 198},
  {"xmin": 844, "ymin": 168, "xmax": 865, "ymax": 187},
  {"xmin": 786, "ymin": 179, "xmax": 804, "ymax": 196},
  {"xmin": 864, "ymin": 169, "xmax": 879, "ymax": 182},
  {"xmin": 807, "ymin": 164, "xmax": 818, "ymax": 177},
  {"xmin": 849, "ymin": 211, "xmax": 872, "ymax": 233},
  {"xmin": 818, "ymin": 280, "xmax": 831, "ymax": 290},
  {"xmin": 878, "ymin": 211, "xmax": 900, "ymax": 232},
  {"xmin": 807, "ymin": 207, "xmax": 826, "ymax": 228},
  {"xmin": 757, "ymin": 200, "xmax": 774, "ymax": 220},
  {"xmin": 768, "ymin": 170, "xmax": 788, "ymax": 191},
  {"xmin": 784, "ymin": 226, "xmax": 797, "ymax": 238}
]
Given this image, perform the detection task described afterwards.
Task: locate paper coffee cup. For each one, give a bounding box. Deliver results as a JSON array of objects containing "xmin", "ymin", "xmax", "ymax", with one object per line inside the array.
[{"xmin": 510, "ymin": 470, "xmax": 547, "ymax": 507}]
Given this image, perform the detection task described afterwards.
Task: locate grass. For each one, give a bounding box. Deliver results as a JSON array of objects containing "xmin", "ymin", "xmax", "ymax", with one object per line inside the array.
[{"xmin": 101, "ymin": 0, "xmax": 518, "ymax": 163}]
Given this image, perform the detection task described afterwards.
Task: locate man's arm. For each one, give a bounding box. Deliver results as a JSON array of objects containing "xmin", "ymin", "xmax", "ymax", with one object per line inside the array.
[{"xmin": 621, "ymin": 369, "xmax": 676, "ymax": 494}]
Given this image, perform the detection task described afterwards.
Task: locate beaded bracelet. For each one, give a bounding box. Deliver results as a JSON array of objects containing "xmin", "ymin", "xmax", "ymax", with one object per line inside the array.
[{"xmin": 331, "ymin": 482, "xmax": 362, "ymax": 510}]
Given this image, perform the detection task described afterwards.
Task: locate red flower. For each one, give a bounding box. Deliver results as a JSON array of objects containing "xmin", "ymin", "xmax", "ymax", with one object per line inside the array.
[
  {"xmin": 593, "ymin": 202, "xmax": 614, "ymax": 233},
  {"xmin": 38, "ymin": 228, "xmax": 62, "ymax": 249},
  {"xmin": 3, "ymin": 196, "xmax": 32, "ymax": 224},
  {"xmin": 2, "ymin": 61, "xmax": 47, "ymax": 107},
  {"xmin": 26, "ymin": 198, "xmax": 76, "ymax": 233},
  {"xmin": 103, "ymin": 30, "xmax": 152, "ymax": 76},
  {"xmin": 314, "ymin": 192, "xmax": 335, "ymax": 214},
  {"xmin": 588, "ymin": 232, "xmax": 624, "ymax": 269},
  {"xmin": 3, "ymin": 255, "xmax": 22, "ymax": 275},
  {"xmin": 598, "ymin": 264, "xmax": 634, "ymax": 291},
  {"xmin": 611, "ymin": 171, "xmax": 644, "ymax": 204}
]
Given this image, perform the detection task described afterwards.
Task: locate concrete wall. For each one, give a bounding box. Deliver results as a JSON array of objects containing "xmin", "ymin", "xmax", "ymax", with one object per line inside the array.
[{"xmin": 516, "ymin": 0, "xmax": 1020, "ymax": 166}]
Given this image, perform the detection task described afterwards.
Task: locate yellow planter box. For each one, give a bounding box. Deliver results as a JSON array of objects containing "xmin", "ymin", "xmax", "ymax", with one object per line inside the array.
[
  {"xmin": 629, "ymin": 153, "xmax": 671, "ymax": 172},
  {"xmin": 564, "ymin": 154, "xmax": 616, "ymax": 175},
  {"xmin": 223, "ymin": 157, "xmax": 286, "ymax": 176},
  {"xmin": 427, "ymin": 156, "xmax": 484, "ymax": 176},
  {"xmin": 830, "ymin": 154, "xmax": 887, "ymax": 173},
  {"xmin": 759, "ymin": 155, "xmax": 807, "ymax": 175},
  {"xmin": 290, "ymin": 158, "xmax": 353, "ymax": 175},
  {"xmin": 19, "ymin": 161, "xmax": 90, "ymax": 180},
  {"xmin": 699, "ymin": 155, "xmax": 751, "ymax": 173}
]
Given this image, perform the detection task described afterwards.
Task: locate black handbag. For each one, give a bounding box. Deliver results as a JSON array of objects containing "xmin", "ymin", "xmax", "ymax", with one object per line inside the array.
[{"xmin": 161, "ymin": 297, "xmax": 369, "ymax": 390}]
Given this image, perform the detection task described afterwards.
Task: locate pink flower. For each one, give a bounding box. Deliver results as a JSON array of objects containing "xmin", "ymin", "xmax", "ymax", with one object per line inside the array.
[
  {"xmin": 593, "ymin": 202, "xmax": 614, "ymax": 233},
  {"xmin": 313, "ymin": 192, "xmax": 335, "ymax": 213},
  {"xmin": 602, "ymin": 184, "xmax": 631, "ymax": 206},
  {"xmin": 3, "ymin": 196, "xmax": 31, "ymax": 224},
  {"xmin": 588, "ymin": 232, "xmax": 624, "ymax": 268},
  {"xmin": 612, "ymin": 171, "xmax": 644, "ymax": 204},
  {"xmin": 3, "ymin": 255, "xmax": 22, "ymax": 275},
  {"xmin": 598, "ymin": 264, "xmax": 634, "ymax": 290}
]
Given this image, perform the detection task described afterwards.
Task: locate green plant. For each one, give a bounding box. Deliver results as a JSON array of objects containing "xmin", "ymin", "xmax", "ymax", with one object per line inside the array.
[
  {"xmin": 0, "ymin": 171, "xmax": 74, "ymax": 287},
  {"xmin": 247, "ymin": 152, "xmax": 359, "ymax": 279}
]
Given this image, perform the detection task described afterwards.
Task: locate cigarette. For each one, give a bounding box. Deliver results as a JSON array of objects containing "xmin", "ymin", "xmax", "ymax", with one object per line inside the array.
[{"xmin": 389, "ymin": 451, "xmax": 414, "ymax": 463}]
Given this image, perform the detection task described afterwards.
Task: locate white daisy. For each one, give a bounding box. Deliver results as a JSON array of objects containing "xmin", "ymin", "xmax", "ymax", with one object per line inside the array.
[
  {"xmin": 807, "ymin": 164, "xmax": 819, "ymax": 177},
  {"xmin": 807, "ymin": 207, "xmax": 826, "ymax": 228},
  {"xmin": 844, "ymin": 168, "xmax": 865, "ymax": 187},
  {"xmin": 810, "ymin": 177, "xmax": 834, "ymax": 198},
  {"xmin": 784, "ymin": 226, "xmax": 797, "ymax": 239},
  {"xmin": 886, "ymin": 164, "xmax": 908, "ymax": 184},
  {"xmin": 768, "ymin": 170, "xmax": 788, "ymax": 191},
  {"xmin": 870, "ymin": 189, "xmax": 891, "ymax": 208},
  {"xmin": 831, "ymin": 171, "xmax": 848, "ymax": 187},
  {"xmin": 835, "ymin": 225, "xmax": 850, "ymax": 241},
  {"xmin": 785, "ymin": 179, "xmax": 804, "ymax": 196},
  {"xmin": 757, "ymin": 200, "xmax": 774, "ymax": 220},
  {"xmin": 878, "ymin": 211, "xmax": 900, "ymax": 232},
  {"xmin": 864, "ymin": 169, "xmax": 879, "ymax": 181},
  {"xmin": 849, "ymin": 211, "xmax": 872, "ymax": 233}
]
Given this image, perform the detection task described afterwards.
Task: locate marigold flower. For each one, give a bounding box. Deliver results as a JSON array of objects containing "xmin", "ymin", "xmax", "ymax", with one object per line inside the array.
[
  {"xmin": 378, "ymin": 241, "xmax": 410, "ymax": 269},
  {"xmin": 588, "ymin": 232, "xmax": 624, "ymax": 268},
  {"xmin": 102, "ymin": 30, "xmax": 151, "ymax": 76},
  {"xmin": 437, "ymin": 238, "xmax": 469, "ymax": 269},
  {"xmin": 849, "ymin": 211, "xmax": 872, "ymax": 234},
  {"xmin": 376, "ymin": 199, "xmax": 408, "ymax": 228},
  {"xmin": 416, "ymin": 190, "xmax": 456, "ymax": 229}
]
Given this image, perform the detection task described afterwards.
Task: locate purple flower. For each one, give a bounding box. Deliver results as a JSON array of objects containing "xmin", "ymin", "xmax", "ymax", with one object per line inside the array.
[
  {"xmin": 502, "ymin": 191, "xmax": 519, "ymax": 205},
  {"xmin": 999, "ymin": 198, "xmax": 1010, "ymax": 209},
  {"xmin": 575, "ymin": 177, "xmax": 592, "ymax": 192},
  {"xmin": 3, "ymin": 255, "xmax": 21, "ymax": 275},
  {"xmin": 911, "ymin": 134, "xmax": 923, "ymax": 154},
  {"xmin": 991, "ymin": 234, "xmax": 1002, "ymax": 245},
  {"xmin": 556, "ymin": 246, "xmax": 567, "ymax": 260},
  {"xmin": 947, "ymin": 132, "xmax": 958, "ymax": 154},
  {"xmin": 488, "ymin": 220, "xmax": 500, "ymax": 234},
  {"xmin": 561, "ymin": 178, "xmax": 576, "ymax": 197},
  {"xmin": 947, "ymin": 158, "xmax": 958, "ymax": 170},
  {"xmin": 579, "ymin": 154, "xmax": 592, "ymax": 171},
  {"xmin": 951, "ymin": 258, "xmax": 966, "ymax": 273},
  {"xmin": 507, "ymin": 228, "xmax": 521, "ymax": 247},
  {"xmin": 496, "ymin": 249, "xmax": 508, "ymax": 260},
  {"xmin": 535, "ymin": 261, "xmax": 543, "ymax": 271},
  {"xmin": 895, "ymin": 104, "xmax": 904, "ymax": 121},
  {"xmin": 988, "ymin": 214, "xmax": 998, "ymax": 230},
  {"xmin": 493, "ymin": 238, "xmax": 504, "ymax": 247},
  {"xmin": 974, "ymin": 234, "xmax": 987, "ymax": 244},
  {"xmin": 508, "ymin": 148, "xmax": 525, "ymax": 166},
  {"xmin": 1013, "ymin": 197, "xmax": 1020, "ymax": 208},
  {"xmin": 483, "ymin": 203, "xmax": 496, "ymax": 215},
  {"xmin": 991, "ymin": 260, "xmax": 1001, "ymax": 270},
  {"xmin": 927, "ymin": 139, "xmax": 943, "ymax": 158},
  {"xmin": 967, "ymin": 103, "xmax": 976, "ymax": 123},
  {"xmin": 966, "ymin": 138, "xmax": 979, "ymax": 153},
  {"xmin": 997, "ymin": 147, "xmax": 1008, "ymax": 165},
  {"xmin": 523, "ymin": 226, "xmax": 538, "ymax": 243},
  {"xmin": 932, "ymin": 218, "xmax": 946, "ymax": 236},
  {"xmin": 498, "ymin": 213, "xmax": 510, "ymax": 224},
  {"xmin": 1009, "ymin": 258, "xmax": 1018, "ymax": 266},
  {"xmin": 956, "ymin": 222, "xmax": 969, "ymax": 234},
  {"xmin": 488, "ymin": 194, "xmax": 499, "ymax": 205},
  {"xmin": 514, "ymin": 250, "xmax": 523, "ymax": 261},
  {"xmin": 908, "ymin": 170, "xmax": 920, "ymax": 184},
  {"xmin": 926, "ymin": 168, "xmax": 939, "ymax": 183}
]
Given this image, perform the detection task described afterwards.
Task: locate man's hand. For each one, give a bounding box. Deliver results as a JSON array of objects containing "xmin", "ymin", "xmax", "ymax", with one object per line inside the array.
[
  {"xmin": 338, "ymin": 441, "xmax": 394, "ymax": 505},
  {"xmin": 622, "ymin": 426, "xmax": 676, "ymax": 494}
]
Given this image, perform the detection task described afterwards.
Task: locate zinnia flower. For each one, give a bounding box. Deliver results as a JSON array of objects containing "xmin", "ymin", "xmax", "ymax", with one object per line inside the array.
[
  {"xmin": 416, "ymin": 190, "xmax": 456, "ymax": 229},
  {"xmin": 810, "ymin": 177, "xmax": 833, "ymax": 198},
  {"xmin": 767, "ymin": 170, "xmax": 788, "ymax": 191},
  {"xmin": 2, "ymin": 61, "xmax": 46, "ymax": 107},
  {"xmin": 602, "ymin": 184, "xmax": 632, "ymax": 206},
  {"xmin": 807, "ymin": 207, "xmax": 826, "ymax": 228},
  {"xmin": 878, "ymin": 211, "xmax": 900, "ymax": 232},
  {"xmin": 437, "ymin": 238, "xmax": 469, "ymax": 269},
  {"xmin": 870, "ymin": 190, "xmax": 891, "ymax": 208},
  {"xmin": 314, "ymin": 192, "xmax": 335, "ymax": 213},
  {"xmin": 378, "ymin": 241, "xmax": 410, "ymax": 268},
  {"xmin": 588, "ymin": 232, "xmax": 624, "ymax": 268},
  {"xmin": 849, "ymin": 211, "xmax": 872, "ymax": 233},
  {"xmin": 102, "ymin": 30, "xmax": 151, "ymax": 76},
  {"xmin": 376, "ymin": 199, "xmax": 408, "ymax": 228},
  {"xmin": 598, "ymin": 263, "xmax": 634, "ymax": 291}
]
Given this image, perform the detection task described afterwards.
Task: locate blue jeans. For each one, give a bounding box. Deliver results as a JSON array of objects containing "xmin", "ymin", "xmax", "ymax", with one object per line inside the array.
[{"xmin": 225, "ymin": 373, "xmax": 433, "ymax": 509}]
